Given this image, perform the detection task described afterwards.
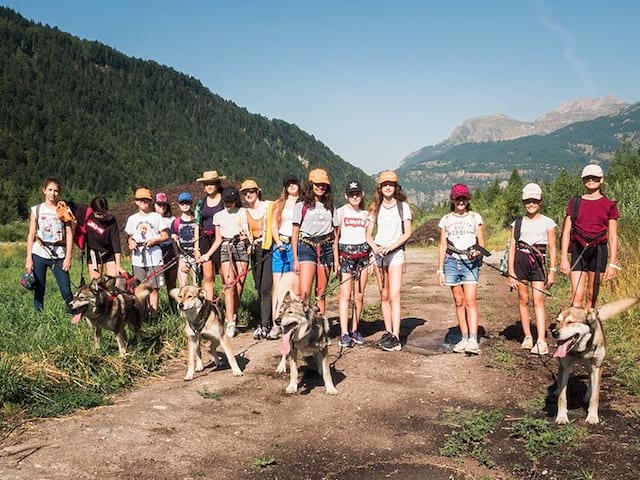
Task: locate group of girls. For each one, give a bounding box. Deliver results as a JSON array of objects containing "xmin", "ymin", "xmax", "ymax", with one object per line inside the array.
[
  {"xmin": 25, "ymin": 163, "xmax": 616, "ymax": 357},
  {"xmin": 437, "ymin": 163, "xmax": 619, "ymax": 356}
]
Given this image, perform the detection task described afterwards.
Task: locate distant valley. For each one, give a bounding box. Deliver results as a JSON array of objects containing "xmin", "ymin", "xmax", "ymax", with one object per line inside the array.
[{"xmin": 398, "ymin": 97, "xmax": 639, "ymax": 205}]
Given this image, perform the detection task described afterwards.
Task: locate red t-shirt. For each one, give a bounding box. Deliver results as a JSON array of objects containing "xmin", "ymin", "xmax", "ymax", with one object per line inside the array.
[{"xmin": 566, "ymin": 196, "xmax": 619, "ymax": 238}]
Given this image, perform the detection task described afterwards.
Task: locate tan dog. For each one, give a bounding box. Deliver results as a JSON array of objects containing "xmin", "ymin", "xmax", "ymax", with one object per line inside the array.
[
  {"xmin": 552, "ymin": 297, "xmax": 638, "ymax": 424},
  {"xmin": 279, "ymin": 292, "xmax": 337, "ymax": 395},
  {"xmin": 170, "ymin": 286, "xmax": 243, "ymax": 381}
]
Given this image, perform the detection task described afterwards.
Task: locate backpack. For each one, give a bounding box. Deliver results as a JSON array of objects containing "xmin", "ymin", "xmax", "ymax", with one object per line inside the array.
[
  {"xmin": 499, "ymin": 217, "xmax": 523, "ymax": 276},
  {"xmin": 73, "ymin": 206, "xmax": 93, "ymax": 250}
]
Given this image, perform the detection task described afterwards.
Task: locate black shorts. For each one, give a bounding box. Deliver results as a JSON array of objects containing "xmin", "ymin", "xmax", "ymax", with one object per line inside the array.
[
  {"xmin": 514, "ymin": 249, "xmax": 546, "ymax": 283},
  {"xmin": 571, "ymin": 242, "xmax": 608, "ymax": 273},
  {"xmin": 88, "ymin": 249, "xmax": 115, "ymax": 266},
  {"xmin": 199, "ymin": 233, "xmax": 221, "ymax": 266}
]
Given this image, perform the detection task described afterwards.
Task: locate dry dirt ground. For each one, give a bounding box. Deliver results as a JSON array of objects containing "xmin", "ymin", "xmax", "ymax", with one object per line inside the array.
[{"xmin": 1, "ymin": 248, "xmax": 639, "ymax": 480}]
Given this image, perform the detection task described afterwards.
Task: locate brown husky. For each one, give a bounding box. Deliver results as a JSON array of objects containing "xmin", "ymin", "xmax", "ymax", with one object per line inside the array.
[{"xmin": 552, "ymin": 297, "xmax": 638, "ymax": 424}]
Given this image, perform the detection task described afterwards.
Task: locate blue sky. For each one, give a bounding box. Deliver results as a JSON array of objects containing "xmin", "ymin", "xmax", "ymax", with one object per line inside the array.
[{"xmin": 3, "ymin": 0, "xmax": 639, "ymax": 174}]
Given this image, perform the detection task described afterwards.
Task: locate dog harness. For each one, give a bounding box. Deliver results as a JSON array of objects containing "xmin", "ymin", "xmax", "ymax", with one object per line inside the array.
[{"xmin": 189, "ymin": 299, "xmax": 220, "ymax": 334}]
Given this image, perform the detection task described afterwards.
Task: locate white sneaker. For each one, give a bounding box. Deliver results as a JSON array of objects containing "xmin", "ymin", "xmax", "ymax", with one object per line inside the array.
[
  {"xmin": 226, "ymin": 322, "xmax": 237, "ymax": 338},
  {"xmin": 521, "ymin": 336, "xmax": 534, "ymax": 349},
  {"xmin": 267, "ymin": 324, "xmax": 281, "ymax": 340},
  {"xmin": 531, "ymin": 340, "xmax": 549, "ymax": 355},
  {"xmin": 465, "ymin": 338, "xmax": 480, "ymax": 355},
  {"xmin": 452, "ymin": 338, "xmax": 468, "ymax": 353},
  {"xmin": 252, "ymin": 326, "xmax": 263, "ymax": 340}
]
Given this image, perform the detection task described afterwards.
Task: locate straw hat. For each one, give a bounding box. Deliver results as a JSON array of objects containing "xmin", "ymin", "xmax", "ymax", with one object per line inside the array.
[
  {"xmin": 240, "ymin": 179, "xmax": 260, "ymax": 191},
  {"xmin": 196, "ymin": 170, "xmax": 226, "ymax": 182}
]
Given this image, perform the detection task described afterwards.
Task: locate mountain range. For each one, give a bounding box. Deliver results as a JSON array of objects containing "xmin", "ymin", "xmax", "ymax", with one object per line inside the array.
[
  {"xmin": 398, "ymin": 97, "xmax": 639, "ymax": 205},
  {"xmin": 0, "ymin": 7, "xmax": 373, "ymax": 223}
]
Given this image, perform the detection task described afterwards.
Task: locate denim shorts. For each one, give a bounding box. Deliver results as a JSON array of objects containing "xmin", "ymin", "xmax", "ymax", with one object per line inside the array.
[
  {"xmin": 272, "ymin": 242, "xmax": 293, "ymax": 274},
  {"xmin": 297, "ymin": 240, "xmax": 334, "ymax": 266},
  {"xmin": 444, "ymin": 255, "xmax": 480, "ymax": 286}
]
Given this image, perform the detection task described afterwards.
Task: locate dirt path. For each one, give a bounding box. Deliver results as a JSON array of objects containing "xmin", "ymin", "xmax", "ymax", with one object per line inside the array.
[{"xmin": 1, "ymin": 248, "xmax": 638, "ymax": 479}]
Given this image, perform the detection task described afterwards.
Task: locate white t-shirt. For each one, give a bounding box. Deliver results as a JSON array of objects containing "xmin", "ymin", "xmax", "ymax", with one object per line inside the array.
[
  {"xmin": 213, "ymin": 207, "xmax": 248, "ymax": 239},
  {"xmin": 439, "ymin": 211, "xmax": 483, "ymax": 252},
  {"xmin": 334, "ymin": 205, "xmax": 369, "ymax": 245},
  {"xmin": 370, "ymin": 201, "xmax": 412, "ymax": 246},
  {"xmin": 278, "ymin": 205, "xmax": 295, "ymax": 237},
  {"xmin": 31, "ymin": 203, "xmax": 67, "ymax": 259},
  {"xmin": 125, "ymin": 211, "xmax": 166, "ymax": 267},
  {"xmin": 512, "ymin": 215, "xmax": 556, "ymax": 246},
  {"xmin": 293, "ymin": 202, "xmax": 334, "ymax": 237}
]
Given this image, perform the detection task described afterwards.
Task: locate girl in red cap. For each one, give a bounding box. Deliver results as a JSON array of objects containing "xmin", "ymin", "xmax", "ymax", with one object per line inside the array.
[{"xmin": 437, "ymin": 183, "xmax": 484, "ymax": 355}]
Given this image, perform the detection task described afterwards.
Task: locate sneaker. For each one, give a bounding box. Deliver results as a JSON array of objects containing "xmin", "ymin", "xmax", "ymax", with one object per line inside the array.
[
  {"xmin": 376, "ymin": 331, "xmax": 393, "ymax": 346},
  {"xmin": 381, "ymin": 334, "xmax": 401, "ymax": 352},
  {"xmin": 226, "ymin": 321, "xmax": 237, "ymax": 338},
  {"xmin": 339, "ymin": 333, "xmax": 354, "ymax": 348},
  {"xmin": 530, "ymin": 340, "xmax": 549, "ymax": 355},
  {"xmin": 521, "ymin": 336, "xmax": 534, "ymax": 350},
  {"xmin": 452, "ymin": 338, "xmax": 468, "ymax": 353},
  {"xmin": 267, "ymin": 324, "xmax": 281, "ymax": 340},
  {"xmin": 253, "ymin": 326, "xmax": 264, "ymax": 340},
  {"xmin": 465, "ymin": 338, "xmax": 480, "ymax": 355},
  {"xmin": 351, "ymin": 331, "xmax": 365, "ymax": 345}
]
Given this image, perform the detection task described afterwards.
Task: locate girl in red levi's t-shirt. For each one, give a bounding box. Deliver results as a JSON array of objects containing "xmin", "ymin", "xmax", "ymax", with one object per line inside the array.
[{"xmin": 560, "ymin": 164, "xmax": 620, "ymax": 308}]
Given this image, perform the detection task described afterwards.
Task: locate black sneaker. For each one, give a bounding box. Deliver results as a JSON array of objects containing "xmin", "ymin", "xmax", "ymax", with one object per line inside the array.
[
  {"xmin": 381, "ymin": 335, "xmax": 401, "ymax": 352},
  {"xmin": 376, "ymin": 331, "xmax": 393, "ymax": 346}
]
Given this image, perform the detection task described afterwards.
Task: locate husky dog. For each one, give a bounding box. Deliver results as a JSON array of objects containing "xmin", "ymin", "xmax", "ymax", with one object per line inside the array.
[
  {"xmin": 170, "ymin": 286, "xmax": 243, "ymax": 381},
  {"xmin": 279, "ymin": 292, "xmax": 337, "ymax": 395},
  {"xmin": 69, "ymin": 278, "xmax": 152, "ymax": 355},
  {"xmin": 552, "ymin": 297, "xmax": 638, "ymax": 424}
]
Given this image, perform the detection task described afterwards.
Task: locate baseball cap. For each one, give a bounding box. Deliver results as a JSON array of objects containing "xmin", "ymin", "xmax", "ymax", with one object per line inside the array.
[
  {"xmin": 581, "ymin": 164, "xmax": 604, "ymax": 178},
  {"xmin": 134, "ymin": 188, "xmax": 153, "ymax": 201},
  {"xmin": 377, "ymin": 170, "xmax": 398, "ymax": 185},
  {"xmin": 308, "ymin": 168, "xmax": 331, "ymax": 185},
  {"xmin": 450, "ymin": 183, "xmax": 470, "ymax": 200},
  {"xmin": 222, "ymin": 186, "xmax": 239, "ymax": 202},
  {"xmin": 346, "ymin": 180, "xmax": 363, "ymax": 194},
  {"xmin": 282, "ymin": 174, "xmax": 299, "ymax": 187},
  {"xmin": 522, "ymin": 183, "xmax": 543, "ymax": 200},
  {"xmin": 155, "ymin": 192, "xmax": 169, "ymax": 204},
  {"xmin": 177, "ymin": 192, "xmax": 193, "ymax": 203}
]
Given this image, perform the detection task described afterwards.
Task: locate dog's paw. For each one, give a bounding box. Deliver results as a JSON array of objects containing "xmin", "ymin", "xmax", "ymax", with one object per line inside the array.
[
  {"xmin": 325, "ymin": 385, "xmax": 338, "ymax": 395},
  {"xmin": 195, "ymin": 363, "xmax": 204, "ymax": 372},
  {"xmin": 232, "ymin": 369, "xmax": 243, "ymax": 377},
  {"xmin": 275, "ymin": 364, "xmax": 286, "ymax": 374},
  {"xmin": 285, "ymin": 384, "xmax": 298, "ymax": 394},
  {"xmin": 555, "ymin": 413, "xmax": 570, "ymax": 425},
  {"xmin": 184, "ymin": 373, "xmax": 194, "ymax": 381},
  {"xmin": 585, "ymin": 413, "xmax": 600, "ymax": 424}
]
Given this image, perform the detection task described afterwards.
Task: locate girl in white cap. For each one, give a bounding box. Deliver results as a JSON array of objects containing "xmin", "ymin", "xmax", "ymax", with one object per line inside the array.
[
  {"xmin": 560, "ymin": 164, "xmax": 620, "ymax": 308},
  {"xmin": 507, "ymin": 183, "xmax": 557, "ymax": 355}
]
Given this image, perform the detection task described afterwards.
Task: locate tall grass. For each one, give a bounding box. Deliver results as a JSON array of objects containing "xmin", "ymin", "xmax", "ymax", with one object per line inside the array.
[{"xmin": 0, "ymin": 243, "xmax": 261, "ymax": 428}]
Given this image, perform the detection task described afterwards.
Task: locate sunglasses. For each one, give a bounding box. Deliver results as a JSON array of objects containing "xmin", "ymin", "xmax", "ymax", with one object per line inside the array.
[
  {"xmin": 380, "ymin": 182, "xmax": 396, "ymax": 188},
  {"xmin": 178, "ymin": 201, "xmax": 192, "ymax": 205},
  {"xmin": 203, "ymin": 181, "xmax": 218, "ymax": 186},
  {"xmin": 453, "ymin": 197, "xmax": 468, "ymax": 203},
  {"xmin": 522, "ymin": 198, "xmax": 541, "ymax": 204},
  {"xmin": 583, "ymin": 176, "xmax": 602, "ymax": 182},
  {"xmin": 313, "ymin": 183, "xmax": 328, "ymax": 189},
  {"xmin": 242, "ymin": 189, "xmax": 258, "ymax": 195},
  {"xmin": 348, "ymin": 191, "xmax": 363, "ymax": 197},
  {"xmin": 135, "ymin": 198, "xmax": 152, "ymax": 203}
]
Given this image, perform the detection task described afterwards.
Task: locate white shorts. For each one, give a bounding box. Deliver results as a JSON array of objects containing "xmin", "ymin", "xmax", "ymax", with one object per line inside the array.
[{"xmin": 375, "ymin": 248, "xmax": 405, "ymax": 267}]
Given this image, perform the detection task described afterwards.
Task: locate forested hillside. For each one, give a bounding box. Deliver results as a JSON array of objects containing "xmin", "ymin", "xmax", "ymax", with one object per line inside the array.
[{"xmin": 0, "ymin": 7, "xmax": 373, "ymax": 223}]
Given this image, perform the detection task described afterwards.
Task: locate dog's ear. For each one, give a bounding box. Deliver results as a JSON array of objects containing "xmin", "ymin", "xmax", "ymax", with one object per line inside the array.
[
  {"xmin": 168, "ymin": 288, "xmax": 180, "ymax": 301},
  {"xmin": 89, "ymin": 278, "xmax": 100, "ymax": 293},
  {"xmin": 283, "ymin": 291, "xmax": 291, "ymax": 303},
  {"xmin": 198, "ymin": 288, "xmax": 207, "ymax": 300}
]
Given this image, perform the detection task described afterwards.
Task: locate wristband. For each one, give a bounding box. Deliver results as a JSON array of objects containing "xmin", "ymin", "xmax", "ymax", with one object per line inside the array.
[
  {"xmin": 608, "ymin": 263, "xmax": 622, "ymax": 271},
  {"xmin": 549, "ymin": 267, "xmax": 557, "ymax": 272},
  {"xmin": 436, "ymin": 270, "xmax": 444, "ymax": 274}
]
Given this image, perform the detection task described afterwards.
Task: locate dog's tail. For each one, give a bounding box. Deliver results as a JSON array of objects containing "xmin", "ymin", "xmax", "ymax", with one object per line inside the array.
[
  {"xmin": 597, "ymin": 297, "xmax": 638, "ymax": 321},
  {"xmin": 134, "ymin": 282, "xmax": 153, "ymax": 303}
]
